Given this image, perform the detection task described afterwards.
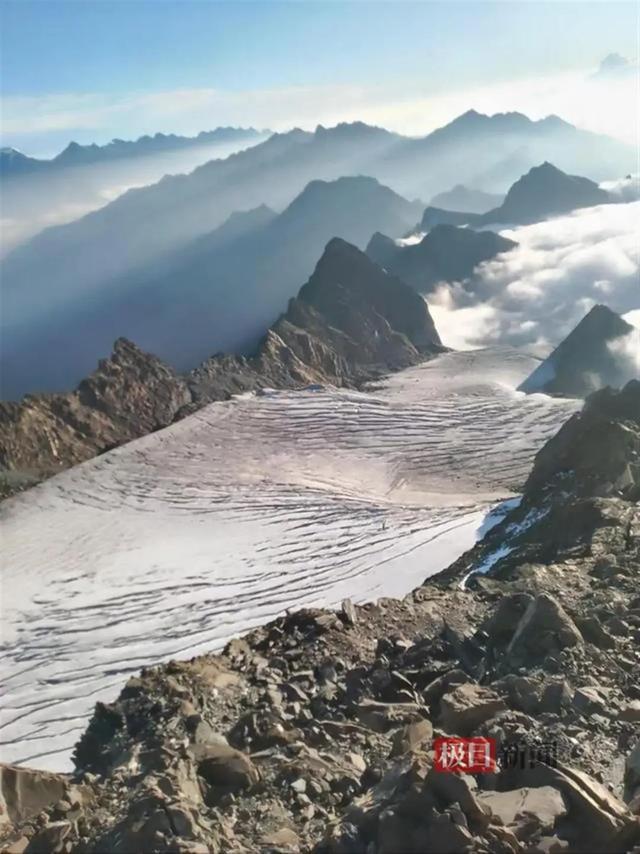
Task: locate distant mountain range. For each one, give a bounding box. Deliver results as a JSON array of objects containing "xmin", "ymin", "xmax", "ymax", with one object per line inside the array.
[
  {"xmin": 0, "ymin": 127, "xmax": 273, "ymax": 254},
  {"xmin": 0, "ymin": 128, "xmax": 267, "ymax": 177},
  {"xmin": 519, "ymin": 305, "xmax": 638, "ymax": 398},
  {"xmin": 1, "ymin": 112, "xmax": 634, "ymax": 400},
  {"xmin": 421, "ymin": 162, "xmax": 612, "ymax": 229},
  {"xmin": 0, "ymin": 238, "xmax": 442, "ymax": 490},
  {"xmin": 1, "ymin": 111, "xmax": 632, "ymax": 320},
  {"xmin": 366, "ymin": 225, "xmax": 517, "ymax": 293},
  {"xmin": 1, "ymin": 176, "xmax": 423, "ymax": 398}
]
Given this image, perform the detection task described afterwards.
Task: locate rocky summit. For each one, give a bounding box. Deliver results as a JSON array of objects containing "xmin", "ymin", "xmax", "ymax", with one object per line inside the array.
[
  {"xmin": 1, "ymin": 381, "xmax": 638, "ymax": 853},
  {"xmin": 0, "ymin": 239, "xmax": 442, "ymax": 496}
]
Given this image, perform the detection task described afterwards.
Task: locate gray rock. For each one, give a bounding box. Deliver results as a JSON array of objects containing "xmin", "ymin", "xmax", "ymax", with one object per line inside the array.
[
  {"xmin": 572, "ymin": 687, "xmax": 607, "ymax": 716},
  {"xmin": 477, "ymin": 786, "xmax": 567, "ymax": 838},
  {"xmin": 190, "ymin": 743, "xmax": 260, "ymax": 791},
  {"xmin": 389, "ymin": 718, "xmax": 434, "ymax": 758},
  {"xmin": 506, "ymin": 594, "xmax": 583, "ymax": 665},
  {"xmin": 439, "ymin": 683, "xmax": 507, "ymax": 735},
  {"xmin": 0, "ymin": 765, "xmax": 69, "ymax": 827},
  {"xmin": 24, "ymin": 821, "xmax": 71, "ymax": 854}
]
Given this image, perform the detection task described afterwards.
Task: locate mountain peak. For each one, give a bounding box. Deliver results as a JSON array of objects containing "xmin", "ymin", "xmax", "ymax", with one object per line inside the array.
[
  {"xmin": 519, "ymin": 305, "xmax": 636, "ymax": 397},
  {"xmin": 480, "ymin": 161, "xmax": 610, "ymax": 225},
  {"xmin": 297, "ymin": 238, "xmax": 442, "ymax": 353}
]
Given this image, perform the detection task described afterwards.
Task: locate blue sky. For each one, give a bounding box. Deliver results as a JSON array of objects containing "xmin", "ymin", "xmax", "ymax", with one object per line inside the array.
[{"xmin": 1, "ymin": 1, "xmax": 638, "ymax": 155}]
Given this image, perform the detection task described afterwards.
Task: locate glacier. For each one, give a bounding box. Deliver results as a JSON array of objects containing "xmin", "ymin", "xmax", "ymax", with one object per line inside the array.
[{"xmin": 0, "ymin": 347, "xmax": 578, "ymax": 770}]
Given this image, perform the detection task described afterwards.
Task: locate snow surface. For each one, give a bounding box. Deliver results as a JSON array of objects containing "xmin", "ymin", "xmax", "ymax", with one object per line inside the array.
[{"xmin": 0, "ymin": 348, "xmax": 578, "ymax": 770}]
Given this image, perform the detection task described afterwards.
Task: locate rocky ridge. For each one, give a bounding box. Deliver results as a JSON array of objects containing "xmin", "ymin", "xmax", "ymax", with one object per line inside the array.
[
  {"xmin": 0, "ymin": 238, "xmax": 442, "ymax": 494},
  {"xmin": 1, "ymin": 381, "xmax": 638, "ymax": 853}
]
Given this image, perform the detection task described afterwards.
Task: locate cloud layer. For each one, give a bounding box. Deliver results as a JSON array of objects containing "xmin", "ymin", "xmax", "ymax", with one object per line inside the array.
[{"xmin": 429, "ymin": 200, "xmax": 640, "ymax": 355}]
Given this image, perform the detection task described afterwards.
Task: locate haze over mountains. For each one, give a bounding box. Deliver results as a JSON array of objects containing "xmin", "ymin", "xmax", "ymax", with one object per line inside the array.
[
  {"xmin": 0, "ymin": 127, "xmax": 270, "ymax": 252},
  {"xmin": 1, "ymin": 176, "xmax": 424, "ymax": 397},
  {"xmin": 1, "ymin": 107, "xmax": 635, "ymax": 402},
  {"xmin": 1, "ymin": 110, "xmax": 632, "ymax": 305},
  {"xmin": 0, "ymin": 128, "xmax": 269, "ymax": 176},
  {"xmin": 428, "ymin": 184, "xmax": 504, "ymax": 214}
]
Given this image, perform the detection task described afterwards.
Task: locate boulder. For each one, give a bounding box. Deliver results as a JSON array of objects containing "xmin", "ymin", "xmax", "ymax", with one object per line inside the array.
[
  {"xmin": 516, "ymin": 762, "xmax": 636, "ymax": 845},
  {"xmin": 572, "ymin": 687, "xmax": 607, "ymax": 716},
  {"xmin": 539, "ymin": 680, "xmax": 573, "ymax": 714},
  {"xmin": 24, "ymin": 821, "xmax": 71, "ymax": 854},
  {"xmin": 625, "ymin": 743, "xmax": 640, "ymax": 801},
  {"xmin": 439, "ymin": 684, "xmax": 507, "ymax": 735},
  {"xmin": 357, "ymin": 700, "xmax": 426, "ymax": 733},
  {"xmin": 190, "ymin": 743, "xmax": 260, "ymax": 791},
  {"xmin": 390, "ymin": 719, "xmax": 434, "ymax": 757},
  {"xmin": 506, "ymin": 594, "xmax": 583, "ymax": 665},
  {"xmin": 477, "ymin": 786, "xmax": 567, "ymax": 839},
  {"xmin": 619, "ymin": 701, "xmax": 640, "ymax": 722},
  {"xmin": 0, "ymin": 764, "xmax": 69, "ymax": 827}
]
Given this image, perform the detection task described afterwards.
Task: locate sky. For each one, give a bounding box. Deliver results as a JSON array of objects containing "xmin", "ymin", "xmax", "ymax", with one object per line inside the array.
[{"xmin": 1, "ymin": 0, "xmax": 638, "ymax": 156}]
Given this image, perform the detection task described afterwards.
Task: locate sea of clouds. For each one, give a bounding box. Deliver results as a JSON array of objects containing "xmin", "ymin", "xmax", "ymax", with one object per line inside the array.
[{"xmin": 429, "ymin": 197, "xmax": 640, "ymax": 364}]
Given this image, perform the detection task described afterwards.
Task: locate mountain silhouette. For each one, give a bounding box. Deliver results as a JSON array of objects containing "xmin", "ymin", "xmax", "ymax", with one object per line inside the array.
[
  {"xmin": 366, "ymin": 224, "xmax": 517, "ymax": 293},
  {"xmin": 0, "ymin": 128, "xmax": 266, "ymax": 178},
  {"xmin": 479, "ymin": 161, "xmax": 611, "ymax": 225},
  {"xmin": 420, "ymin": 162, "xmax": 613, "ymax": 230}
]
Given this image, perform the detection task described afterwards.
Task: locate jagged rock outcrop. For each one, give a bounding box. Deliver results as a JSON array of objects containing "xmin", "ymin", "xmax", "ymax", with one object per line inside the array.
[
  {"xmin": 366, "ymin": 224, "xmax": 517, "ymax": 293},
  {"xmin": 2, "ymin": 380, "xmax": 638, "ymax": 853},
  {"xmin": 438, "ymin": 379, "xmax": 639, "ymax": 584},
  {"xmin": 523, "ymin": 379, "xmax": 640, "ymax": 502},
  {"xmin": 0, "ymin": 338, "xmax": 191, "ymax": 491},
  {"xmin": 189, "ymin": 237, "xmax": 442, "ymax": 406},
  {"xmin": 518, "ymin": 304, "xmax": 638, "ymax": 398},
  {"xmin": 0, "ymin": 239, "xmax": 442, "ymax": 494}
]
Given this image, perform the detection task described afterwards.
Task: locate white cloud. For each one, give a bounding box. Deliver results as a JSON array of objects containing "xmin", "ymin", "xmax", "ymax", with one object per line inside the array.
[
  {"xmin": 429, "ymin": 201, "xmax": 640, "ymax": 354},
  {"xmin": 608, "ymin": 328, "xmax": 640, "ymax": 378}
]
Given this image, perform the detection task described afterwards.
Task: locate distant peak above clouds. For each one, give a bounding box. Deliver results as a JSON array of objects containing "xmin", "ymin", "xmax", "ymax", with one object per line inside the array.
[{"xmin": 593, "ymin": 53, "xmax": 637, "ymax": 78}]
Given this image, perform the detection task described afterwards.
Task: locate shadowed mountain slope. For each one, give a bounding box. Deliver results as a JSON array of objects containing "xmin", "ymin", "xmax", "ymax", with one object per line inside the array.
[
  {"xmin": 1, "ymin": 114, "xmax": 631, "ymax": 340},
  {"xmin": 366, "ymin": 224, "xmax": 517, "ymax": 293},
  {"xmin": 1, "ymin": 176, "xmax": 421, "ymax": 399},
  {"xmin": 519, "ymin": 305, "xmax": 638, "ymax": 398},
  {"xmin": 0, "ymin": 238, "xmax": 442, "ymax": 489}
]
